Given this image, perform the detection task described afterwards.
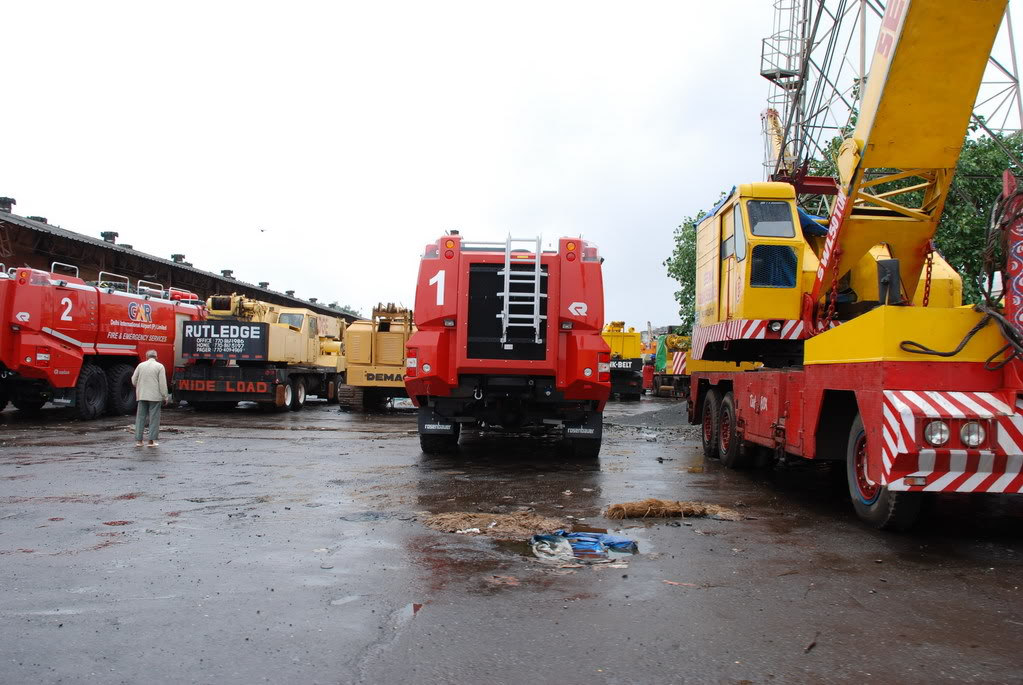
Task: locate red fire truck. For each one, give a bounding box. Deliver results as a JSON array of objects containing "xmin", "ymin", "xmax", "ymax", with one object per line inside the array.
[
  {"xmin": 404, "ymin": 234, "xmax": 610, "ymax": 457},
  {"xmin": 0, "ymin": 262, "xmax": 204, "ymax": 418}
]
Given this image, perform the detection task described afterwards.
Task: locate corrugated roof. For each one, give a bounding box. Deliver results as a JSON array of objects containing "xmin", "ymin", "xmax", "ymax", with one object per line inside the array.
[{"xmin": 0, "ymin": 210, "xmax": 361, "ymax": 322}]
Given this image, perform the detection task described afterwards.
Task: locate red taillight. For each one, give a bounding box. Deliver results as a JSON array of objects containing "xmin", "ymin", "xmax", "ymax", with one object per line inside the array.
[
  {"xmin": 405, "ymin": 349, "xmax": 418, "ymax": 378},
  {"xmin": 597, "ymin": 352, "xmax": 610, "ymax": 382},
  {"xmin": 35, "ymin": 346, "xmax": 51, "ymax": 367}
]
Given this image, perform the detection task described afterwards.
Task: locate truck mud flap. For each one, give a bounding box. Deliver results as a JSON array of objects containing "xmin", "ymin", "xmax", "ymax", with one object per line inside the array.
[
  {"xmin": 418, "ymin": 409, "xmax": 457, "ymax": 435},
  {"xmin": 564, "ymin": 412, "xmax": 602, "ymax": 440}
]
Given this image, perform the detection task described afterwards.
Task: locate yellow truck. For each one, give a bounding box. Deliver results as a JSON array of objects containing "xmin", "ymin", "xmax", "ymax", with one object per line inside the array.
[
  {"xmin": 337, "ymin": 303, "xmax": 414, "ymax": 411},
  {"xmin": 601, "ymin": 322, "xmax": 644, "ymax": 401},
  {"xmin": 174, "ymin": 295, "xmax": 346, "ymax": 411}
]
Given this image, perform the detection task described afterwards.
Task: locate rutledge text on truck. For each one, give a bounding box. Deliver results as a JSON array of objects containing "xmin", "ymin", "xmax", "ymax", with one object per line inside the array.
[{"xmin": 688, "ymin": 0, "xmax": 1022, "ymax": 530}]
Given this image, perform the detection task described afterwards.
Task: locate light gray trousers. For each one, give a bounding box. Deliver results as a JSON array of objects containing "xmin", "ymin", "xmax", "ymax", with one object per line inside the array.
[{"xmin": 135, "ymin": 401, "xmax": 162, "ymax": 441}]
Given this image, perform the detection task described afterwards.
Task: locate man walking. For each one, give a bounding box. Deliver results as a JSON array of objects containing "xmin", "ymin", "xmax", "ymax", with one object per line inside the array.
[{"xmin": 132, "ymin": 350, "xmax": 169, "ymax": 447}]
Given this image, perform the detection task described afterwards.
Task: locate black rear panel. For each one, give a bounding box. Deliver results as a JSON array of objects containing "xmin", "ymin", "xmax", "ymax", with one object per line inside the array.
[{"xmin": 467, "ymin": 263, "xmax": 548, "ymax": 360}]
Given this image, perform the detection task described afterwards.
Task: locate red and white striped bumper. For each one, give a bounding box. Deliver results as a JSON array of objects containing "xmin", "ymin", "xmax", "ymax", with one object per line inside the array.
[
  {"xmin": 672, "ymin": 351, "xmax": 687, "ymax": 376},
  {"xmin": 690, "ymin": 319, "xmax": 808, "ymax": 359},
  {"xmin": 882, "ymin": 390, "xmax": 1023, "ymax": 493}
]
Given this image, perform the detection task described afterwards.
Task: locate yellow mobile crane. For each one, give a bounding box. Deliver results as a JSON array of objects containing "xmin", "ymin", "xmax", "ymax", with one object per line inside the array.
[
  {"xmin": 174, "ymin": 294, "xmax": 345, "ymax": 411},
  {"xmin": 688, "ymin": 0, "xmax": 1019, "ymax": 530}
]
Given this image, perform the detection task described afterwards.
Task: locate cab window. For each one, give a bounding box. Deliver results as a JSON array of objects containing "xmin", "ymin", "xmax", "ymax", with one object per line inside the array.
[
  {"xmin": 720, "ymin": 212, "xmax": 734, "ymax": 260},
  {"xmin": 747, "ymin": 200, "xmax": 795, "ymax": 237},
  {"xmin": 733, "ymin": 206, "xmax": 747, "ymax": 261},
  {"xmin": 278, "ymin": 313, "xmax": 304, "ymax": 329}
]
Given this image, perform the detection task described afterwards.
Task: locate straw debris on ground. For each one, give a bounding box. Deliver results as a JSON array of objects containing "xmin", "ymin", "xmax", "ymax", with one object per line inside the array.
[
  {"xmin": 605, "ymin": 498, "xmax": 742, "ymax": 521},
  {"xmin": 423, "ymin": 511, "xmax": 565, "ymax": 538}
]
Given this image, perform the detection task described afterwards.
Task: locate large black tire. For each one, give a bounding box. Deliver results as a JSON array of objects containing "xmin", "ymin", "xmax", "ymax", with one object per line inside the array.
[
  {"xmin": 74, "ymin": 364, "xmax": 108, "ymax": 419},
  {"xmin": 289, "ymin": 378, "xmax": 306, "ymax": 411},
  {"xmin": 420, "ymin": 423, "xmax": 460, "ymax": 454},
  {"xmin": 718, "ymin": 392, "xmax": 749, "ymax": 469},
  {"xmin": 13, "ymin": 399, "xmax": 46, "ymax": 412},
  {"xmin": 846, "ymin": 414, "xmax": 921, "ymax": 531},
  {"xmin": 700, "ymin": 388, "xmax": 721, "ymax": 459},
  {"xmin": 278, "ymin": 382, "xmax": 294, "ymax": 412},
  {"xmin": 106, "ymin": 363, "xmax": 137, "ymax": 416}
]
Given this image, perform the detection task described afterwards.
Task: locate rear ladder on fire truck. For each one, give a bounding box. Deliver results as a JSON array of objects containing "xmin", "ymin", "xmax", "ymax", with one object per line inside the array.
[{"xmin": 497, "ymin": 236, "xmax": 547, "ymax": 344}]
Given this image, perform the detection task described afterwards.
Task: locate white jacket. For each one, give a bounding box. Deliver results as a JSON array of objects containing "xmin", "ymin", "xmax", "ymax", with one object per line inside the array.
[{"xmin": 132, "ymin": 358, "xmax": 169, "ymax": 402}]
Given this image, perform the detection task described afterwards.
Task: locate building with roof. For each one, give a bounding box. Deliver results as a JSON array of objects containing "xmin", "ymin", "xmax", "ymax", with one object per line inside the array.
[{"xmin": 0, "ymin": 197, "xmax": 360, "ymax": 323}]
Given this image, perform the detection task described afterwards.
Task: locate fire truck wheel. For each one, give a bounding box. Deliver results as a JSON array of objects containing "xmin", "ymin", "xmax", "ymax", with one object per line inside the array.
[
  {"xmin": 13, "ymin": 399, "xmax": 45, "ymax": 412},
  {"xmin": 74, "ymin": 365, "xmax": 109, "ymax": 419},
  {"xmin": 846, "ymin": 414, "xmax": 921, "ymax": 531},
  {"xmin": 420, "ymin": 425, "xmax": 460, "ymax": 454},
  {"xmin": 289, "ymin": 378, "xmax": 306, "ymax": 411},
  {"xmin": 106, "ymin": 364, "xmax": 137, "ymax": 415},
  {"xmin": 700, "ymin": 389, "xmax": 721, "ymax": 459},
  {"xmin": 718, "ymin": 392, "xmax": 748, "ymax": 469}
]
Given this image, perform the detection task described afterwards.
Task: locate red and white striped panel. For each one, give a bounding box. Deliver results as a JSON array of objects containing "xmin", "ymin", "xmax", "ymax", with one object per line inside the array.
[
  {"xmin": 882, "ymin": 390, "xmax": 1023, "ymax": 493},
  {"xmin": 689, "ymin": 319, "xmax": 808, "ymax": 360},
  {"xmin": 672, "ymin": 351, "xmax": 687, "ymax": 376}
]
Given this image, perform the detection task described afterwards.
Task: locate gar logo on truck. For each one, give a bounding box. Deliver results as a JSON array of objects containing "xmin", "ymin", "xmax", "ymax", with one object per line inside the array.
[{"xmin": 404, "ymin": 233, "xmax": 611, "ymax": 457}]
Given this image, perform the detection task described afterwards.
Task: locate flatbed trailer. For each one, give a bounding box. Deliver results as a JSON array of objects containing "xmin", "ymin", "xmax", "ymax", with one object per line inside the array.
[{"xmin": 174, "ymin": 318, "xmax": 340, "ymax": 411}]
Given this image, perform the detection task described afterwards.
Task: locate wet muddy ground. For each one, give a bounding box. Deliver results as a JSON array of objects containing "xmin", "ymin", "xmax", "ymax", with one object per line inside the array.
[{"xmin": 2, "ymin": 397, "xmax": 1022, "ymax": 684}]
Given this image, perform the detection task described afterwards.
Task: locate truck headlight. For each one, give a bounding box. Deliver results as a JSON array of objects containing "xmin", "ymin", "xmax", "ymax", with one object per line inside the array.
[
  {"xmin": 923, "ymin": 420, "xmax": 950, "ymax": 446},
  {"xmin": 960, "ymin": 421, "xmax": 986, "ymax": 448}
]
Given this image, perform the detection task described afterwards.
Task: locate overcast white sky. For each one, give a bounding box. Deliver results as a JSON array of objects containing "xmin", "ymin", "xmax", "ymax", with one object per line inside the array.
[{"xmin": 6, "ymin": 0, "xmax": 998, "ymax": 327}]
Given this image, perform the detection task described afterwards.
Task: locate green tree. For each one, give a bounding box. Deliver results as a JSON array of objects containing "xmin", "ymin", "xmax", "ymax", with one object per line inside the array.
[
  {"xmin": 663, "ymin": 208, "xmax": 708, "ymax": 336},
  {"xmin": 935, "ymin": 132, "xmax": 1023, "ymax": 302}
]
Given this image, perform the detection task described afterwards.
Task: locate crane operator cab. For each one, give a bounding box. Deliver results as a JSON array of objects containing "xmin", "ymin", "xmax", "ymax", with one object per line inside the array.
[
  {"xmin": 696, "ymin": 184, "xmax": 814, "ymax": 362},
  {"xmin": 695, "ymin": 182, "xmax": 962, "ymax": 366}
]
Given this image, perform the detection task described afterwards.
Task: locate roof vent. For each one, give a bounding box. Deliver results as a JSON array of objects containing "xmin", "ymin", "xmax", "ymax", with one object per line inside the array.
[
  {"xmin": 100, "ymin": 231, "xmax": 119, "ymax": 244},
  {"xmin": 329, "ymin": 302, "xmax": 338, "ymax": 309},
  {"xmin": 259, "ymin": 281, "xmax": 269, "ymax": 289},
  {"xmin": 171, "ymin": 254, "xmax": 186, "ymax": 263},
  {"xmin": 0, "ymin": 197, "xmax": 15, "ymax": 213},
  {"xmin": 121, "ymin": 244, "xmax": 134, "ymax": 250},
  {"xmin": 221, "ymin": 269, "xmax": 234, "ymax": 279},
  {"xmin": 27, "ymin": 216, "xmax": 47, "ymax": 224},
  {"xmin": 285, "ymin": 290, "xmax": 295, "ymax": 297},
  {"xmin": 309, "ymin": 297, "xmax": 318, "ymax": 304}
]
